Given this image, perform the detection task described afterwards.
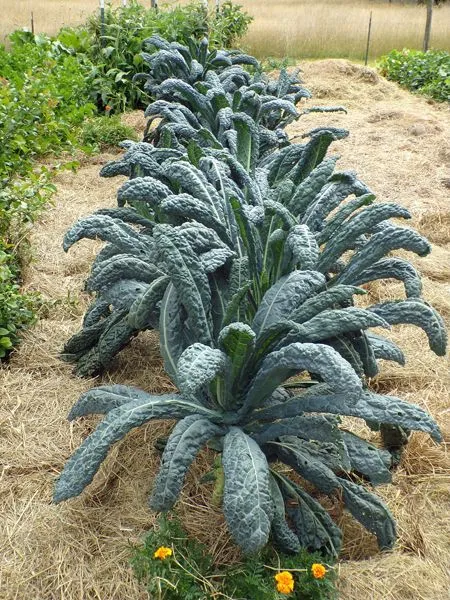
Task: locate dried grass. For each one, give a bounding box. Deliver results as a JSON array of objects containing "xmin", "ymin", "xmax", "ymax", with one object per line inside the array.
[
  {"xmin": 2, "ymin": 0, "xmax": 450, "ymax": 61},
  {"xmin": 239, "ymin": 0, "xmax": 450, "ymax": 60},
  {"xmin": 1, "ymin": 67, "xmax": 450, "ymax": 599}
]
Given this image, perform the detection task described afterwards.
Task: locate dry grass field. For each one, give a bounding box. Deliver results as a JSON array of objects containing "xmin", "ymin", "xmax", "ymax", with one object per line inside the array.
[
  {"xmin": 240, "ymin": 0, "xmax": 450, "ymax": 59},
  {"xmin": 2, "ymin": 0, "xmax": 450, "ymax": 60},
  {"xmin": 1, "ymin": 62, "xmax": 449, "ymax": 599}
]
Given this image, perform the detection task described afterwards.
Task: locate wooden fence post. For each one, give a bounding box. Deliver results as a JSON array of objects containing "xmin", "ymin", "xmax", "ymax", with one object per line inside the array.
[
  {"xmin": 364, "ymin": 11, "xmax": 373, "ymax": 66},
  {"xmin": 423, "ymin": 0, "xmax": 433, "ymax": 52}
]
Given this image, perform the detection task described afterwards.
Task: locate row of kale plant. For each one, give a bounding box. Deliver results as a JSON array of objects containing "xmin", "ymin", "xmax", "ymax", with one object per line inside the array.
[
  {"xmin": 55, "ymin": 35, "xmax": 447, "ymax": 570},
  {"xmin": 0, "ymin": 1, "xmax": 251, "ymax": 359}
]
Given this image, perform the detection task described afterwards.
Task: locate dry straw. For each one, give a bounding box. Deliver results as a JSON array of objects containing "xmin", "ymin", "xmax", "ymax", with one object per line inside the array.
[
  {"xmin": 2, "ymin": 0, "xmax": 450, "ymax": 60},
  {"xmin": 1, "ymin": 65, "xmax": 449, "ymax": 599}
]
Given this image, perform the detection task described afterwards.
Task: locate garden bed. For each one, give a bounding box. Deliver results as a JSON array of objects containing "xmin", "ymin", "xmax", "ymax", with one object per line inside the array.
[{"xmin": 1, "ymin": 62, "xmax": 449, "ymax": 599}]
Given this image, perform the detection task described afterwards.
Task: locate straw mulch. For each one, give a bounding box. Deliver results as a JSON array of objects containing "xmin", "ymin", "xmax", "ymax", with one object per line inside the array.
[{"xmin": 1, "ymin": 63, "xmax": 449, "ymax": 599}]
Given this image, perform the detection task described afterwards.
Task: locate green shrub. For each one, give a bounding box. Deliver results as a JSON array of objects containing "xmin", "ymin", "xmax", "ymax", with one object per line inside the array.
[
  {"xmin": 0, "ymin": 31, "xmax": 94, "ymax": 357},
  {"xmin": 0, "ymin": 247, "xmax": 39, "ymax": 359},
  {"xmin": 208, "ymin": 1, "xmax": 253, "ymax": 49},
  {"xmin": 131, "ymin": 515, "xmax": 338, "ymax": 599},
  {"xmin": 0, "ymin": 31, "xmax": 95, "ymax": 178},
  {"xmin": 81, "ymin": 115, "xmax": 138, "ymax": 151},
  {"xmin": 56, "ymin": 0, "xmax": 252, "ymax": 111},
  {"xmin": 379, "ymin": 49, "xmax": 450, "ymax": 102}
]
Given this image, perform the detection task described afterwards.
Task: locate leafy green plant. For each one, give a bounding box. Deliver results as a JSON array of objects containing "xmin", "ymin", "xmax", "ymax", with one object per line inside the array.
[
  {"xmin": 135, "ymin": 34, "xmax": 260, "ymax": 96},
  {"xmin": 131, "ymin": 515, "xmax": 338, "ymax": 599},
  {"xmin": 208, "ymin": 1, "xmax": 253, "ymax": 49},
  {"xmin": 81, "ymin": 115, "xmax": 138, "ymax": 151},
  {"xmin": 56, "ymin": 0, "xmax": 252, "ymax": 112},
  {"xmin": 378, "ymin": 49, "xmax": 450, "ymax": 102},
  {"xmin": 55, "ymin": 37, "xmax": 446, "ymax": 561},
  {"xmin": 0, "ymin": 31, "xmax": 95, "ymax": 178},
  {"xmin": 0, "ymin": 247, "xmax": 39, "ymax": 359},
  {"xmin": 132, "ymin": 515, "xmax": 215, "ymax": 599},
  {"xmin": 0, "ymin": 30, "xmax": 93, "ymax": 357}
]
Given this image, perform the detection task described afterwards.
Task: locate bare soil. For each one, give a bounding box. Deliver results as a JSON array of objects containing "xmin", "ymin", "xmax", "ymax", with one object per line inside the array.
[{"xmin": 1, "ymin": 62, "xmax": 449, "ymax": 599}]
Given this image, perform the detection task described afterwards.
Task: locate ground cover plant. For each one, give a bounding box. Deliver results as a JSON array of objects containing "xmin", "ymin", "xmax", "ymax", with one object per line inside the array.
[
  {"xmin": 379, "ymin": 48, "xmax": 450, "ymax": 102},
  {"xmin": 54, "ymin": 35, "xmax": 448, "ymax": 566},
  {"xmin": 132, "ymin": 515, "xmax": 338, "ymax": 598}
]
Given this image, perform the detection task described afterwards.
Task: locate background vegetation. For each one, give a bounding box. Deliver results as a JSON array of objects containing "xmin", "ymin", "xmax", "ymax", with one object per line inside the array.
[
  {"xmin": 0, "ymin": 1, "xmax": 251, "ymax": 359},
  {"xmin": 2, "ymin": 0, "xmax": 450, "ymax": 62},
  {"xmin": 379, "ymin": 48, "xmax": 450, "ymax": 102}
]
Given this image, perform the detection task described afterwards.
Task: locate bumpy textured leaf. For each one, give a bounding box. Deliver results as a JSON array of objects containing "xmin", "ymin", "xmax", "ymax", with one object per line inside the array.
[
  {"xmin": 97, "ymin": 312, "xmax": 136, "ymax": 367},
  {"xmin": 54, "ymin": 395, "xmax": 218, "ymax": 503},
  {"xmin": 269, "ymin": 475, "xmax": 301, "ymax": 554},
  {"xmin": 94, "ymin": 207, "xmax": 156, "ymax": 229},
  {"xmin": 82, "ymin": 299, "xmax": 111, "ymax": 328},
  {"xmin": 63, "ymin": 215, "xmax": 149, "ymax": 255},
  {"xmin": 302, "ymin": 172, "xmax": 370, "ymax": 233},
  {"xmin": 342, "ymin": 431, "xmax": 392, "ymax": 485},
  {"xmin": 245, "ymin": 342, "xmax": 362, "ymax": 410},
  {"xmin": 177, "ymin": 343, "xmax": 227, "ymax": 397},
  {"xmin": 101, "ymin": 279, "xmax": 148, "ymax": 311},
  {"xmin": 232, "ymin": 112, "xmax": 260, "ymax": 173},
  {"xmin": 288, "ymin": 131, "xmax": 343, "ymax": 185},
  {"xmin": 285, "ymin": 225, "xmax": 319, "ymax": 270},
  {"xmin": 367, "ymin": 333, "xmax": 405, "ymax": 366},
  {"xmin": 284, "ymin": 307, "xmax": 389, "ymax": 346},
  {"xmin": 128, "ymin": 275, "xmax": 170, "ymax": 330},
  {"xmin": 286, "ymin": 156, "xmax": 338, "ymax": 216},
  {"xmin": 318, "ymin": 203, "xmax": 411, "ymax": 272},
  {"xmin": 291, "ymin": 285, "xmax": 365, "ymax": 324},
  {"xmin": 253, "ymin": 387, "xmax": 442, "ymax": 442},
  {"xmin": 219, "ymin": 323, "xmax": 255, "ymax": 377},
  {"xmin": 160, "ymin": 193, "xmax": 230, "ymax": 243},
  {"xmin": 69, "ymin": 387, "xmax": 180, "ymax": 419},
  {"xmin": 280, "ymin": 476, "xmax": 342, "ymax": 556},
  {"xmin": 274, "ymin": 439, "xmax": 341, "ymax": 493},
  {"xmin": 339, "ymin": 478, "xmax": 396, "ymax": 550},
  {"xmin": 252, "ymin": 271, "xmax": 326, "ymax": 335},
  {"xmin": 61, "ymin": 318, "xmax": 108, "ymax": 358},
  {"xmin": 352, "ymin": 258, "xmax": 422, "ymax": 298},
  {"xmin": 163, "ymin": 160, "xmax": 226, "ymax": 224},
  {"xmin": 338, "ymin": 225, "xmax": 431, "ymax": 284},
  {"xmin": 368, "ymin": 300, "xmax": 447, "ymax": 356},
  {"xmin": 86, "ymin": 256, "xmax": 163, "ymax": 293},
  {"xmin": 159, "ymin": 283, "xmax": 186, "ymax": 381},
  {"xmin": 317, "ymin": 193, "xmax": 375, "ymax": 245},
  {"xmin": 222, "ymin": 427, "xmax": 273, "ymax": 554},
  {"xmin": 252, "ymin": 414, "xmax": 341, "ymax": 447},
  {"xmin": 117, "ymin": 177, "xmax": 172, "ymax": 208},
  {"xmin": 154, "ymin": 226, "xmax": 213, "ymax": 346},
  {"xmin": 149, "ymin": 415, "xmax": 224, "ymax": 511}
]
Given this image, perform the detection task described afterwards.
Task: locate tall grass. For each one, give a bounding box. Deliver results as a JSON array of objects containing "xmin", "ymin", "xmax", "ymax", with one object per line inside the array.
[
  {"xmin": 1, "ymin": 0, "xmax": 450, "ymax": 60},
  {"xmin": 239, "ymin": 0, "xmax": 450, "ymax": 60}
]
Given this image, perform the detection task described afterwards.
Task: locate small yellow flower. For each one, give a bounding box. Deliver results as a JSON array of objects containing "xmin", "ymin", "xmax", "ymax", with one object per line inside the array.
[
  {"xmin": 274, "ymin": 570, "xmax": 294, "ymax": 594},
  {"xmin": 311, "ymin": 563, "xmax": 327, "ymax": 579},
  {"xmin": 153, "ymin": 546, "xmax": 172, "ymax": 560}
]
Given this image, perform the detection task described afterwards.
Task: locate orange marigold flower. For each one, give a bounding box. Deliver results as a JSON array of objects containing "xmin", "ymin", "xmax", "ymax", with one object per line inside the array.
[
  {"xmin": 311, "ymin": 563, "xmax": 327, "ymax": 579},
  {"xmin": 105, "ymin": 104, "xmax": 112, "ymax": 111},
  {"xmin": 274, "ymin": 570, "xmax": 294, "ymax": 594},
  {"xmin": 153, "ymin": 546, "xmax": 172, "ymax": 560}
]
